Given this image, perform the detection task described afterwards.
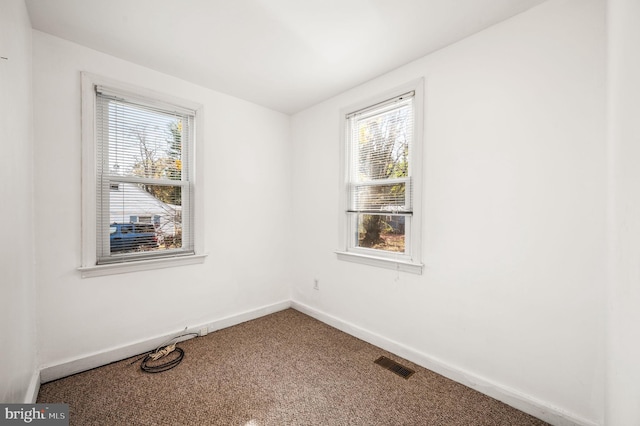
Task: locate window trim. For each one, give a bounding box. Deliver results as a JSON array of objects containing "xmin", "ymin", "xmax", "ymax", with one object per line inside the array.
[
  {"xmin": 79, "ymin": 72, "xmax": 206, "ymax": 277},
  {"xmin": 336, "ymin": 79, "xmax": 424, "ymax": 274}
]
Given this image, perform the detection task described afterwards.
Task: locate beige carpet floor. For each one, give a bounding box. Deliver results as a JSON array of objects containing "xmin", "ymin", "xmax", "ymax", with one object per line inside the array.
[{"xmin": 37, "ymin": 309, "xmax": 548, "ymax": 425}]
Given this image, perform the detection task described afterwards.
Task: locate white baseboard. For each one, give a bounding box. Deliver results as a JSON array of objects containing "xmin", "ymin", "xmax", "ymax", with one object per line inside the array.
[
  {"xmin": 40, "ymin": 300, "xmax": 291, "ymax": 384},
  {"xmin": 24, "ymin": 370, "xmax": 40, "ymax": 403},
  {"xmin": 291, "ymin": 301, "xmax": 597, "ymax": 426}
]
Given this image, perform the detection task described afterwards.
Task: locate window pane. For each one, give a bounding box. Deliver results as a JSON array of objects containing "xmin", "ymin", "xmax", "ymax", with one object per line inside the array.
[
  {"xmin": 108, "ymin": 183, "xmax": 182, "ymax": 254},
  {"xmin": 103, "ymin": 102, "xmax": 184, "ymax": 181},
  {"xmin": 353, "ymin": 100, "xmax": 412, "ymax": 182},
  {"xmin": 356, "ymin": 214, "xmax": 405, "ymax": 253}
]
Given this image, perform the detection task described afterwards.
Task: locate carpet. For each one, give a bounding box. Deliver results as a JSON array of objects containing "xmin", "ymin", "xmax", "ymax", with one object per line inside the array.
[{"xmin": 37, "ymin": 309, "xmax": 548, "ymax": 425}]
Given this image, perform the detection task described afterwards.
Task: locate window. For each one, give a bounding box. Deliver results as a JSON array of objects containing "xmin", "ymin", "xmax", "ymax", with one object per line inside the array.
[
  {"xmin": 337, "ymin": 80, "xmax": 423, "ymax": 274},
  {"xmin": 80, "ymin": 73, "xmax": 205, "ymax": 277}
]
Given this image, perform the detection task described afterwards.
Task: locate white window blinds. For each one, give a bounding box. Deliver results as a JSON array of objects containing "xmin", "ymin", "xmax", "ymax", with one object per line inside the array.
[
  {"xmin": 95, "ymin": 86, "xmax": 195, "ymax": 264},
  {"xmin": 347, "ymin": 92, "xmax": 414, "ymax": 215}
]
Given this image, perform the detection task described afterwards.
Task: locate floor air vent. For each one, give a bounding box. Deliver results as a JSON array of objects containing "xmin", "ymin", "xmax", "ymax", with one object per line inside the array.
[{"xmin": 374, "ymin": 356, "xmax": 415, "ymax": 379}]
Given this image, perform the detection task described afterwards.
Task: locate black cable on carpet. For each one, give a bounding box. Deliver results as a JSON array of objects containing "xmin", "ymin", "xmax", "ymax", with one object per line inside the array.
[{"xmin": 140, "ymin": 347, "xmax": 185, "ymax": 373}]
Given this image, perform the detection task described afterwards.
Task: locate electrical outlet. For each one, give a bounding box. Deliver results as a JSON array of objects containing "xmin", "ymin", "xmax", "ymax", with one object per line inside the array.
[
  {"xmin": 199, "ymin": 327, "xmax": 208, "ymax": 337},
  {"xmin": 314, "ymin": 279, "xmax": 319, "ymax": 290}
]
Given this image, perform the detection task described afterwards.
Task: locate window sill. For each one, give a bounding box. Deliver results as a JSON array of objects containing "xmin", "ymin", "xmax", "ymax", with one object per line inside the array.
[
  {"xmin": 78, "ymin": 254, "xmax": 208, "ymax": 278},
  {"xmin": 335, "ymin": 251, "xmax": 423, "ymax": 274}
]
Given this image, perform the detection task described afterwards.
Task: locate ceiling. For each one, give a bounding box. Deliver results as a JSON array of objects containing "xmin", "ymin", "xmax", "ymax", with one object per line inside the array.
[{"xmin": 25, "ymin": 0, "xmax": 547, "ymax": 114}]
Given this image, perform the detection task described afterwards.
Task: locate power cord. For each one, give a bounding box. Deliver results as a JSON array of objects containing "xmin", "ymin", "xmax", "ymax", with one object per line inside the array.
[
  {"xmin": 140, "ymin": 346, "xmax": 185, "ymax": 373},
  {"xmin": 129, "ymin": 332, "xmax": 199, "ymax": 374}
]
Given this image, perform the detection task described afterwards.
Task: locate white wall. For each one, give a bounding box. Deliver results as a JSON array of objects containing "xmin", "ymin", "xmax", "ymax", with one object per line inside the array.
[
  {"xmin": 32, "ymin": 31, "xmax": 292, "ymax": 374},
  {"xmin": 291, "ymin": 0, "xmax": 605, "ymax": 424},
  {"xmin": 0, "ymin": 0, "xmax": 38, "ymax": 403},
  {"xmin": 606, "ymin": 0, "xmax": 640, "ymax": 424}
]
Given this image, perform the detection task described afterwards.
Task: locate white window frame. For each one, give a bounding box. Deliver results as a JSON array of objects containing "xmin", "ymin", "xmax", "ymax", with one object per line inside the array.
[
  {"xmin": 336, "ymin": 79, "xmax": 424, "ymax": 274},
  {"xmin": 79, "ymin": 73, "xmax": 206, "ymax": 278}
]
